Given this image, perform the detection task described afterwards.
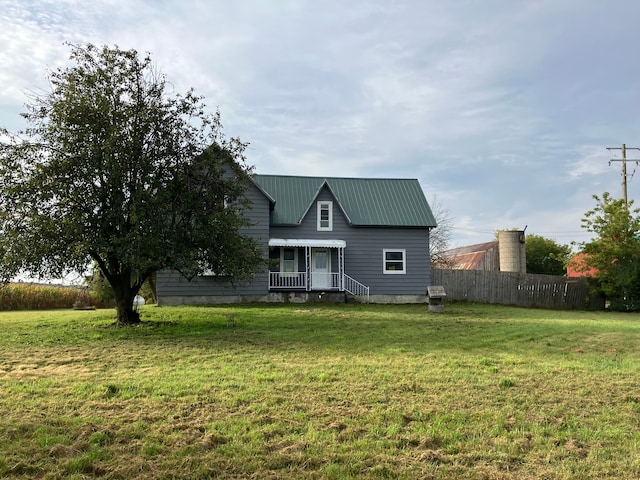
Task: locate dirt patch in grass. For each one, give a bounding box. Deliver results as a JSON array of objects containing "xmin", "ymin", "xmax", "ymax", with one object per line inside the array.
[
  {"xmin": 0, "ymin": 349, "xmax": 95, "ymax": 379},
  {"xmin": 3, "ymin": 362, "xmax": 93, "ymax": 379}
]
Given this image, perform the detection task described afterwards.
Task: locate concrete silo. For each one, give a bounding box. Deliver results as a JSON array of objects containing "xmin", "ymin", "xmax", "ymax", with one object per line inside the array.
[{"xmin": 498, "ymin": 230, "xmax": 526, "ymax": 274}]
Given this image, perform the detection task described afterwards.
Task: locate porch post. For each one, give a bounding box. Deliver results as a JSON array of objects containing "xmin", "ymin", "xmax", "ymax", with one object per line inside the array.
[
  {"xmin": 305, "ymin": 246, "xmax": 311, "ymax": 291},
  {"xmin": 339, "ymin": 247, "xmax": 344, "ymax": 291}
]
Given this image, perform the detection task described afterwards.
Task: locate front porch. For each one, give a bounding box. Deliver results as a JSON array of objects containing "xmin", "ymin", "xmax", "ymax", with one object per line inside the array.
[{"xmin": 267, "ymin": 238, "xmax": 369, "ymax": 299}]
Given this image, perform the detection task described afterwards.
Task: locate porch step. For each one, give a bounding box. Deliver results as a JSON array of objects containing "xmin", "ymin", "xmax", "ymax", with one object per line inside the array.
[{"xmin": 344, "ymin": 292, "xmax": 370, "ymax": 304}]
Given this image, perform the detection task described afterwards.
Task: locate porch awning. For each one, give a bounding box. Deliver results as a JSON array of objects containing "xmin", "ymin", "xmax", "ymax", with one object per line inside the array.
[{"xmin": 268, "ymin": 238, "xmax": 346, "ymax": 248}]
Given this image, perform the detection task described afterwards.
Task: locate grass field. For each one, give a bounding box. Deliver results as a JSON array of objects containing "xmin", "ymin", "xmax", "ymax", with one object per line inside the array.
[{"xmin": 1, "ymin": 302, "xmax": 639, "ymax": 479}]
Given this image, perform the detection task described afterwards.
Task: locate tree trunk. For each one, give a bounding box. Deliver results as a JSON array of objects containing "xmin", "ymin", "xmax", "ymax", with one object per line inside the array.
[
  {"xmin": 112, "ymin": 279, "xmax": 141, "ymax": 325},
  {"xmin": 115, "ymin": 297, "xmax": 140, "ymax": 325},
  {"xmin": 147, "ymin": 273, "xmax": 158, "ymax": 304}
]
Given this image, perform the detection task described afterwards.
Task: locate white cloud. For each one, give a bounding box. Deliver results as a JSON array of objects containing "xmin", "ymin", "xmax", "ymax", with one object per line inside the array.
[
  {"xmin": 567, "ymin": 145, "xmax": 617, "ymax": 180},
  {"xmin": 3, "ymin": 0, "xmax": 640, "ymax": 250}
]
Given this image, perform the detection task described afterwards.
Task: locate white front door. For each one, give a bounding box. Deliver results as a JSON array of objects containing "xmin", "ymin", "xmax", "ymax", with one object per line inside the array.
[{"xmin": 312, "ymin": 249, "xmax": 330, "ymax": 289}]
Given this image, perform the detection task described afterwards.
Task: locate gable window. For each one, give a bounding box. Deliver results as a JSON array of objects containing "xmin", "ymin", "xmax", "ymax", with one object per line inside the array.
[
  {"xmin": 383, "ymin": 249, "xmax": 406, "ymax": 274},
  {"xmin": 317, "ymin": 201, "xmax": 333, "ymax": 231}
]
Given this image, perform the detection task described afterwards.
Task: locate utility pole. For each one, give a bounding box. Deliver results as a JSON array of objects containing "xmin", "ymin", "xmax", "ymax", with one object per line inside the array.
[{"xmin": 607, "ymin": 144, "xmax": 640, "ymax": 203}]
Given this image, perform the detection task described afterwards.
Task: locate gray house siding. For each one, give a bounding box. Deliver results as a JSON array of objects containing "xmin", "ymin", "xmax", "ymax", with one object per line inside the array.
[
  {"xmin": 270, "ymin": 187, "xmax": 430, "ymax": 296},
  {"xmin": 343, "ymin": 227, "xmax": 430, "ymax": 296},
  {"xmin": 156, "ymin": 181, "xmax": 271, "ymax": 304}
]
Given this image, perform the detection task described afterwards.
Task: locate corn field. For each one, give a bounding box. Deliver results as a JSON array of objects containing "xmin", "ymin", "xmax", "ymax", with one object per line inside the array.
[{"xmin": 0, "ymin": 283, "xmax": 102, "ymax": 311}]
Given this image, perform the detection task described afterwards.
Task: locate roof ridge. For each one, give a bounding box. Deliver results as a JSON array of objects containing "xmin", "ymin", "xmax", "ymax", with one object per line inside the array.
[{"xmin": 254, "ymin": 173, "xmax": 420, "ymax": 182}]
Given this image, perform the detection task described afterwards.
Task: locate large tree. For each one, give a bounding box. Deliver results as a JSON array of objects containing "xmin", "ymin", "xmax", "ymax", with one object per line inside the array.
[
  {"xmin": 580, "ymin": 192, "xmax": 640, "ymax": 310},
  {"xmin": 525, "ymin": 234, "xmax": 570, "ymax": 275},
  {"xmin": 0, "ymin": 44, "xmax": 263, "ymax": 324}
]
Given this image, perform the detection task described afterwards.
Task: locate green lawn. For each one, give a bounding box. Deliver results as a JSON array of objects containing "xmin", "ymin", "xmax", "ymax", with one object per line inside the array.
[{"xmin": 1, "ymin": 303, "xmax": 639, "ymax": 479}]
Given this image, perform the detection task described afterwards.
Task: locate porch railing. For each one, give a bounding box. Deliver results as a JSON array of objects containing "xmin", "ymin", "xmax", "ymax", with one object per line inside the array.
[
  {"xmin": 269, "ymin": 272, "xmax": 306, "ymax": 289},
  {"xmin": 269, "ymin": 272, "xmax": 369, "ymax": 301},
  {"xmin": 343, "ymin": 274, "xmax": 370, "ymax": 302}
]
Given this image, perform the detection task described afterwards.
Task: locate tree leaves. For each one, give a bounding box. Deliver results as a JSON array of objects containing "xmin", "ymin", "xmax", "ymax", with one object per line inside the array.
[
  {"xmin": 525, "ymin": 234, "xmax": 570, "ymax": 275},
  {"xmin": 0, "ymin": 44, "xmax": 262, "ymax": 323},
  {"xmin": 580, "ymin": 192, "xmax": 640, "ymax": 310}
]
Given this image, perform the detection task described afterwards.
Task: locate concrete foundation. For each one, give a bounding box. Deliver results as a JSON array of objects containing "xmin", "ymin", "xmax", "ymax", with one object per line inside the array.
[
  {"xmin": 158, "ymin": 293, "xmax": 428, "ymax": 306},
  {"xmin": 367, "ymin": 295, "xmax": 427, "ymax": 304}
]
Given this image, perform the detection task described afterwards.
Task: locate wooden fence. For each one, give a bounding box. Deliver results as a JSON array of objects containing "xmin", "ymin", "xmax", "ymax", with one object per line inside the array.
[{"xmin": 431, "ymin": 269, "xmax": 605, "ymax": 310}]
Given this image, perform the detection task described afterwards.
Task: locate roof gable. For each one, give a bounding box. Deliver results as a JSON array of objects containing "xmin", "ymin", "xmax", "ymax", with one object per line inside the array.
[{"xmin": 252, "ymin": 174, "xmax": 436, "ymax": 227}]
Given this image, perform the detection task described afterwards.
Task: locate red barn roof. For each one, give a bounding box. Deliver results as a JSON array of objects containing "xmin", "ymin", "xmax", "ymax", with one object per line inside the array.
[{"xmin": 437, "ymin": 241, "xmax": 499, "ymax": 270}]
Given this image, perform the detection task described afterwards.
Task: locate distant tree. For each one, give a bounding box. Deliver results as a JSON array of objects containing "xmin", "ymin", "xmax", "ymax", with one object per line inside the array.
[
  {"xmin": 0, "ymin": 44, "xmax": 263, "ymax": 325},
  {"xmin": 85, "ymin": 265, "xmax": 115, "ymax": 306},
  {"xmin": 429, "ymin": 195, "xmax": 455, "ymax": 267},
  {"xmin": 525, "ymin": 234, "xmax": 571, "ymax": 275},
  {"xmin": 580, "ymin": 192, "xmax": 640, "ymax": 311}
]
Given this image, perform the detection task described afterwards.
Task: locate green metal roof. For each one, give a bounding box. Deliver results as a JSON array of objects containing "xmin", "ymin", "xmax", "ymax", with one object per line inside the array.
[{"xmin": 252, "ymin": 174, "xmax": 437, "ymax": 227}]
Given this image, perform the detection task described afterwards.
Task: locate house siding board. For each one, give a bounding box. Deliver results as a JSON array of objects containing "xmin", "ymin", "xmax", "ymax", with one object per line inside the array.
[
  {"xmin": 156, "ymin": 181, "xmax": 271, "ymax": 298},
  {"xmin": 270, "ymin": 187, "xmax": 430, "ymax": 295},
  {"xmin": 156, "ymin": 269, "xmax": 269, "ymax": 296}
]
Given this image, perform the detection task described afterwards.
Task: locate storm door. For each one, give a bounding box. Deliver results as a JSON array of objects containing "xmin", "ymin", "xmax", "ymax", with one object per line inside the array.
[{"xmin": 311, "ymin": 248, "xmax": 330, "ymax": 289}]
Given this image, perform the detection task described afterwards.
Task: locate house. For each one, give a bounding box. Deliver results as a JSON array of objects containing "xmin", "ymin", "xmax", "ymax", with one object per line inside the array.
[
  {"xmin": 156, "ymin": 174, "xmax": 437, "ymax": 304},
  {"xmin": 567, "ymin": 252, "xmax": 598, "ymax": 278}
]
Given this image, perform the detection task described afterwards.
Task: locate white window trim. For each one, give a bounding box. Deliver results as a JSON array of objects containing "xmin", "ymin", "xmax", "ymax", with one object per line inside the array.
[
  {"xmin": 383, "ymin": 248, "xmax": 406, "ymax": 274},
  {"xmin": 317, "ymin": 201, "xmax": 333, "ymax": 231}
]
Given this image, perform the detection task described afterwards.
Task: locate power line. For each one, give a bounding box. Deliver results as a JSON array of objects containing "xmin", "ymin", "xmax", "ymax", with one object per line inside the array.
[{"xmin": 451, "ymin": 227, "xmax": 591, "ymax": 237}]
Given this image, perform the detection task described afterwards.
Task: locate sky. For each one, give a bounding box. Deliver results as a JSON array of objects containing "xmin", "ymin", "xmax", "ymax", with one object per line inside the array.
[{"xmin": 2, "ymin": 0, "xmax": 640, "ymax": 249}]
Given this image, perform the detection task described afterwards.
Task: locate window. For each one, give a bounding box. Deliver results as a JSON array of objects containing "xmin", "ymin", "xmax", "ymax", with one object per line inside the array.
[
  {"xmin": 317, "ymin": 201, "xmax": 333, "ymax": 231},
  {"xmin": 281, "ymin": 247, "xmax": 297, "ymax": 273},
  {"xmin": 268, "ymin": 248, "xmax": 281, "ymax": 271},
  {"xmin": 383, "ymin": 249, "xmax": 406, "ymax": 274},
  {"xmin": 268, "ymin": 247, "xmax": 299, "ymax": 273}
]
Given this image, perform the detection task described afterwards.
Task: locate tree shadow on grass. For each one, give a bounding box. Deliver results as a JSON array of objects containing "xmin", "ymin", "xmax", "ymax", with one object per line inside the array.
[{"xmin": 83, "ymin": 303, "xmax": 630, "ymax": 359}]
